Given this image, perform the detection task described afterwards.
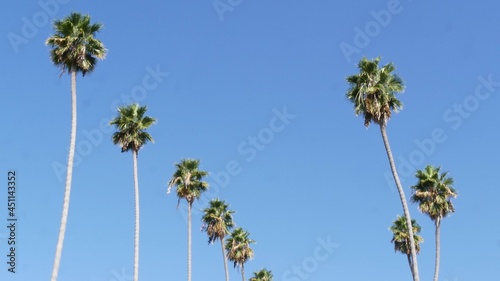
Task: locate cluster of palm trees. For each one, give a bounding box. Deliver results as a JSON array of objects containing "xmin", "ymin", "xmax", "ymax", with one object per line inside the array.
[
  {"xmin": 46, "ymin": 11, "xmax": 273, "ymax": 281},
  {"xmin": 46, "ymin": 10, "xmax": 458, "ymax": 281},
  {"xmin": 389, "ymin": 165, "xmax": 457, "ymax": 281},
  {"xmin": 346, "ymin": 57, "xmax": 458, "ymax": 281},
  {"xmin": 166, "ymin": 159, "xmax": 273, "ymax": 281}
]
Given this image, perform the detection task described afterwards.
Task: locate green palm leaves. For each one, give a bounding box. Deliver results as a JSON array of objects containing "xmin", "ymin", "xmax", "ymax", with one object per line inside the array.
[
  {"xmin": 110, "ymin": 104, "xmax": 156, "ymax": 153},
  {"xmin": 346, "ymin": 57, "xmax": 404, "ymax": 127},
  {"xmin": 168, "ymin": 159, "xmax": 209, "ymax": 205},
  {"xmin": 390, "ymin": 215, "xmax": 423, "ymax": 256},
  {"xmin": 226, "ymin": 227, "xmax": 255, "ymax": 281},
  {"xmin": 226, "ymin": 228, "xmax": 255, "ymax": 269},
  {"xmin": 411, "ymin": 165, "xmax": 457, "ymax": 221},
  {"xmin": 250, "ymin": 268, "xmax": 273, "ymax": 281},
  {"xmin": 46, "ymin": 12, "xmax": 106, "ymax": 76},
  {"xmin": 202, "ymin": 199, "xmax": 235, "ymax": 244}
]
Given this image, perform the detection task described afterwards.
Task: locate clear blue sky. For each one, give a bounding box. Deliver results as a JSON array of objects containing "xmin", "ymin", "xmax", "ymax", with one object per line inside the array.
[{"xmin": 1, "ymin": 1, "xmax": 499, "ymax": 280}]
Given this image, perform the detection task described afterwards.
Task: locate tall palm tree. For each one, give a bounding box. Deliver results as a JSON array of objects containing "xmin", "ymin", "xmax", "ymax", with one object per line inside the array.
[
  {"xmin": 168, "ymin": 159, "xmax": 209, "ymax": 281},
  {"xmin": 46, "ymin": 12, "xmax": 106, "ymax": 281},
  {"xmin": 225, "ymin": 227, "xmax": 255, "ymax": 281},
  {"xmin": 411, "ymin": 165, "xmax": 457, "ymax": 281},
  {"xmin": 390, "ymin": 215, "xmax": 423, "ymax": 272},
  {"xmin": 202, "ymin": 199, "xmax": 235, "ymax": 281},
  {"xmin": 346, "ymin": 57, "xmax": 420, "ymax": 281},
  {"xmin": 250, "ymin": 268, "xmax": 273, "ymax": 281},
  {"xmin": 110, "ymin": 103, "xmax": 156, "ymax": 281}
]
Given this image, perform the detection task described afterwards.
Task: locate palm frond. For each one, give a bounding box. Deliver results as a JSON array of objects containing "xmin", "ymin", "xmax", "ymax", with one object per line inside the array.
[
  {"xmin": 167, "ymin": 159, "xmax": 209, "ymax": 204},
  {"xmin": 46, "ymin": 12, "xmax": 107, "ymax": 77},
  {"xmin": 346, "ymin": 57, "xmax": 405, "ymax": 127},
  {"xmin": 110, "ymin": 103, "xmax": 156, "ymax": 153},
  {"xmin": 411, "ymin": 165, "xmax": 457, "ymax": 221}
]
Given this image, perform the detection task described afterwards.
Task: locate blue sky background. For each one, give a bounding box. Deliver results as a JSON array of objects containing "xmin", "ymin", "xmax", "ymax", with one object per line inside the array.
[{"xmin": 1, "ymin": 0, "xmax": 500, "ymax": 280}]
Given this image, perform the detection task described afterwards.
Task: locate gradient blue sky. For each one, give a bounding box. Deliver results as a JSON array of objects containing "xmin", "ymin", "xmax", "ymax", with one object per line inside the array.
[{"xmin": 1, "ymin": 1, "xmax": 499, "ymax": 280}]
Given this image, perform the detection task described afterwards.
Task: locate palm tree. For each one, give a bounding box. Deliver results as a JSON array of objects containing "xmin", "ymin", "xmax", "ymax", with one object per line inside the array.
[
  {"xmin": 201, "ymin": 199, "xmax": 235, "ymax": 281},
  {"xmin": 411, "ymin": 165, "xmax": 457, "ymax": 281},
  {"xmin": 250, "ymin": 268, "xmax": 273, "ymax": 281},
  {"xmin": 46, "ymin": 12, "xmax": 106, "ymax": 281},
  {"xmin": 110, "ymin": 103, "xmax": 156, "ymax": 281},
  {"xmin": 390, "ymin": 215, "xmax": 423, "ymax": 272},
  {"xmin": 167, "ymin": 159, "xmax": 209, "ymax": 281},
  {"xmin": 225, "ymin": 227, "xmax": 255, "ymax": 281},
  {"xmin": 346, "ymin": 57, "xmax": 420, "ymax": 281}
]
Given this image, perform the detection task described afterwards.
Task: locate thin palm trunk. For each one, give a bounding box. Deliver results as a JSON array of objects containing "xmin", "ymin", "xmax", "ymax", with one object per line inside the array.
[
  {"xmin": 221, "ymin": 238, "xmax": 230, "ymax": 281},
  {"xmin": 433, "ymin": 217, "xmax": 441, "ymax": 281},
  {"xmin": 188, "ymin": 201, "xmax": 192, "ymax": 281},
  {"xmin": 241, "ymin": 264, "xmax": 245, "ymax": 281},
  {"xmin": 379, "ymin": 123, "xmax": 420, "ymax": 281},
  {"xmin": 51, "ymin": 69, "xmax": 77, "ymax": 281},
  {"xmin": 406, "ymin": 254, "xmax": 412, "ymax": 273},
  {"xmin": 133, "ymin": 150, "xmax": 140, "ymax": 281}
]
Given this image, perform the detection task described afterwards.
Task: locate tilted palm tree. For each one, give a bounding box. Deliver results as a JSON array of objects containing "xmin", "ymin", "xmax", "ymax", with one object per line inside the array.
[
  {"xmin": 46, "ymin": 12, "xmax": 106, "ymax": 281},
  {"xmin": 390, "ymin": 215, "xmax": 423, "ymax": 272},
  {"xmin": 346, "ymin": 57, "xmax": 420, "ymax": 281},
  {"xmin": 110, "ymin": 103, "xmax": 156, "ymax": 281},
  {"xmin": 202, "ymin": 199, "xmax": 235, "ymax": 281},
  {"xmin": 168, "ymin": 159, "xmax": 209, "ymax": 281},
  {"xmin": 250, "ymin": 268, "xmax": 273, "ymax": 281},
  {"xmin": 411, "ymin": 165, "xmax": 457, "ymax": 281},
  {"xmin": 225, "ymin": 227, "xmax": 255, "ymax": 281}
]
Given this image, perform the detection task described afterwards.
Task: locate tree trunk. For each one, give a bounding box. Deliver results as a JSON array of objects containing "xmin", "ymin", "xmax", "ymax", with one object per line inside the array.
[
  {"xmin": 433, "ymin": 217, "xmax": 441, "ymax": 281},
  {"xmin": 241, "ymin": 264, "xmax": 245, "ymax": 281},
  {"xmin": 406, "ymin": 254, "xmax": 412, "ymax": 275},
  {"xmin": 51, "ymin": 69, "xmax": 77, "ymax": 281},
  {"xmin": 133, "ymin": 150, "xmax": 140, "ymax": 281},
  {"xmin": 188, "ymin": 201, "xmax": 192, "ymax": 281},
  {"xmin": 221, "ymin": 237, "xmax": 230, "ymax": 281},
  {"xmin": 379, "ymin": 123, "xmax": 420, "ymax": 281}
]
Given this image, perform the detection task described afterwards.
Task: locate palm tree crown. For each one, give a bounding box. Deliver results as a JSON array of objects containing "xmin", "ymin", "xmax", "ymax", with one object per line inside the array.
[
  {"xmin": 46, "ymin": 12, "xmax": 106, "ymax": 76},
  {"xmin": 250, "ymin": 268, "xmax": 273, "ymax": 281},
  {"xmin": 411, "ymin": 165, "xmax": 457, "ymax": 220},
  {"xmin": 225, "ymin": 227, "xmax": 255, "ymax": 271},
  {"xmin": 346, "ymin": 57, "xmax": 404, "ymax": 127},
  {"xmin": 202, "ymin": 199, "xmax": 235, "ymax": 244},
  {"xmin": 110, "ymin": 104, "xmax": 156, "ymax": 153},
  {"xmin": 167, "ymin": 159, "xmax": 209, "ymax": 205},
  {"xmin": 390, "ymin": 215, "xmax": 423, "ymax": 256}
]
